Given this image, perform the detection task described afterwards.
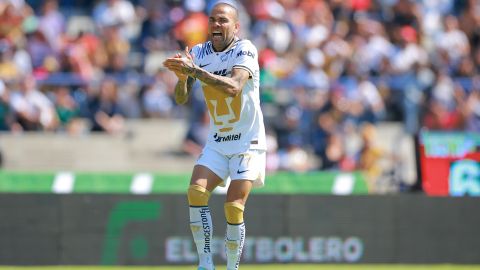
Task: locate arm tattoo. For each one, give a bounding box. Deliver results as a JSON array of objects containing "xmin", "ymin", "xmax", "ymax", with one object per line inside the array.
[
  {"xmin": 191, "ymin": 67, "xmax": 247, "ymax": 96},
  {"xmin": 174, "ymin": 76, "xmax": 195, "ymax": 105},
  {"xmin": 182, "ymin": 65, "xmax": 196, "ymax": 78}
]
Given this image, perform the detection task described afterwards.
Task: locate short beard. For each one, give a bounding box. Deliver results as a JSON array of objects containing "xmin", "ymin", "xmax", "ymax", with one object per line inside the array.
[{"xmin": 213, "ymin": 35, "xmax": 236, "ymax": 51}]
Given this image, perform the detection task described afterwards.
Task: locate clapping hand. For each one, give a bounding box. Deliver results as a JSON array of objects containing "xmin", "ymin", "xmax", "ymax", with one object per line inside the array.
[{"xmin": 163, "ymin": 47, "xmax": 196, "ymax": 81}]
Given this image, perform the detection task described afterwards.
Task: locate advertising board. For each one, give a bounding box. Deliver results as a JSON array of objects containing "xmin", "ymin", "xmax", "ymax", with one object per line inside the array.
[
  {"xmin": 1, "ymin": 194, "xmax": 480, "ymax": 265},
  {"xmin": 418, "ymin": 131, "xmax": 480, "ymax": 196}
]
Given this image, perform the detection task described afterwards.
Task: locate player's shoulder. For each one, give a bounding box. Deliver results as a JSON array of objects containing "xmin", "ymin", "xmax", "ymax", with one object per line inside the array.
[
  {"xmin": 191, "ymin": 41, "xmax": 211, "ymax": 51},
  {"xmin": 234, "ymin": 39, "xmax": 258, "ymax": 59},
  {"xmin": 235, "ymin": 39, "xmax": 257, "ymax": 51}
]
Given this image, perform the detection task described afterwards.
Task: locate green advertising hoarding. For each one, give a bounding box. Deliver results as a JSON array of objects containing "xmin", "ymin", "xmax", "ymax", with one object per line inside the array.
[{"xmin": 0, "ymin": 171, "xmax": 368, "ymax": 195}]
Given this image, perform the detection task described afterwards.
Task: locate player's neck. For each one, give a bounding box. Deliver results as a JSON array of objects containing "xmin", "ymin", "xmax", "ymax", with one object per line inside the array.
[{"xmin": 213, "ymin": 36, "xmax": 238, "ymax": 52}]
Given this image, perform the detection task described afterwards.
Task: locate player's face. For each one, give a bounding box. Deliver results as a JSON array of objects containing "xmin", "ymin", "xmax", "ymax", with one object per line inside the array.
[{"xmin": 208, "ymin": 4, "xmax": 239, "ymax": 51}]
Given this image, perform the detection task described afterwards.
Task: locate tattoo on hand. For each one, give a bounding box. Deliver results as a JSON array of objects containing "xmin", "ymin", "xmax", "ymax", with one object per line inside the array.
[{"xmin": 183, "ymin": 63, "xmax": 196, "ymax": 78}]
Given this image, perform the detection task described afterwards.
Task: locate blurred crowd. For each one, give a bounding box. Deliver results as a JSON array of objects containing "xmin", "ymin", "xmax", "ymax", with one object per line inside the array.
[{"xmin": 0, "ymin": 0, "xmax": 479, "ymax": 190}]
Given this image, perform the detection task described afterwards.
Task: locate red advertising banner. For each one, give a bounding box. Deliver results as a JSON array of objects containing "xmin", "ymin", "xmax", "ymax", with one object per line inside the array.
[{"xmin": 419, "ymin": 131, "xmax": 480, "ymax": 196}]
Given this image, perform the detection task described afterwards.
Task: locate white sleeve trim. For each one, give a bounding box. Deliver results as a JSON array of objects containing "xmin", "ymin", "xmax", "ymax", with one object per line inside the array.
[{"xmin": 233, "ymin": 65, "xmax": 253, "ymax": 78}]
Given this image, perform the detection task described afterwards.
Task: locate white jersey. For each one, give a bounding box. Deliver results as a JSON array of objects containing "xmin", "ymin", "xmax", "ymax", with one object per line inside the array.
[{"xmin": 191, "ymin": 39, "xmax": 266, "ymax": 155}]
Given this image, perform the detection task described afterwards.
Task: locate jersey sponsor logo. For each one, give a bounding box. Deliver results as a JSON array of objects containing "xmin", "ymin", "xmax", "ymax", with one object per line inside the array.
[
  {"xmin": 214, "ymin": 132, "xmax": 242, "ymax": 142},
  {"xmin": 236, "ymin": 50, "xmax": 255, "ymax": 59},
  {"xmin": 199, "ymin": 63, "xmax": 210, "ymax": 68}
]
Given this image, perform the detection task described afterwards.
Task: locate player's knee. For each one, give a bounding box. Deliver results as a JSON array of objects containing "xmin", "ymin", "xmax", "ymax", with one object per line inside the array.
[
  {"xmin": 187, "ymin": 184, "xmax": 211, "ymax": 206},
  {"xmin": 224, "ymin": 202, "xmax": 245, "ymax": 224}
]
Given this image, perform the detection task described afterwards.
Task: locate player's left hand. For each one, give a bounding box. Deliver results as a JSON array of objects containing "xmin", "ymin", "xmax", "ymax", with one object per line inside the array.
[{"xmin": 163, "ymin": 47, "xmax": 196, "ymax": 79}]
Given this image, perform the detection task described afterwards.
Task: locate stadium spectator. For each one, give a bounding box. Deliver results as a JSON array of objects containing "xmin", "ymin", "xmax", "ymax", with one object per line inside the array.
[
  {"xmin": 11, "ymin": 39, "xmax": 32, "ymax": 77},
  {"xmin": 391, "ymin": 26, "xmax": 428, "ymax": 74},
  {"xmin": 92, "ymin": 0, "xmax": 137, "ymax": 40},
  {"xmin": 117, "ymin": 78, "xmax": 142, "ymax": 118},
  {"xmin": 265, "ymin": 129, "xmax": 280, "ymax": 172},
  {"xmin": 297, "ymin": 0, "xmax": 333, "ymax": 49},
  {"xmin": 311, "ymin": 110, "xmax": 338, "ymax": 169},
  {"xmin": 464, "ymin": 87, "xmax": 480, "ymax": 132},
  {"xmin": 278, "ymin": 139, "xmax": 311, "ymax": 172},
  {"xmin": 321, "ymin": 21, "xmax": 352, "ymax": 78},
  {"xmin": 0, "ymin": 1, "xmax": 25, "ymax": 44},
  {"xmin": 101, "ymin": 24, "xmax": 130, "ymax": 74},
  {"xmin": 138, "ymin": 3, "xmax": 176, "ymax": 53},
  {"xmin": 87, "ymin": 77, "xmax": 125, "ymax": 134},
  {"xmin": 355, "ymin": 74, "xmax": 386, "ymax": 123},
  {"xmin": 9, "ymin": 74, "xmax": 58, "ymax": 131},
  {"xmin": 53, "ymin": 85, "xmax": 85, "ymax": 134},
  {"xmin": 436, "ymin": 15, "xmax": 470, "ymax": 63},
  {"xmin": 37, "ymin": 0, "xmax": 65, "ymax": 52},
  {"xmin": 26, "ymin": 27, "xmax": 56, "ymax": 71},
  {"xmin": 141, "ymin": 69, "xmax": 174, "ymax": 118},
  {"xmin": 354, "ymin": 18, "xmax": 394, "ymax": 76},
  {"xmin": 319, "ymin": 131, "xmax": 348, "ymax": 171},
  {"xmin": 0, "ymin": 79, "xmax": 21, "ymax": 131},
  {"xmin": 0, "ymin": 39, "xmax": 21, "ymax": 81},
  {"xmin": 355, "ymin": 123, "xmax": 387, "ymax": 192},
  {"xmin": 422, "ymin": 98, "xmax": 464, "ymax": 131},
  {"xmin": 60, "ymin": 31, "xmax": 103, "ymax": 80}
]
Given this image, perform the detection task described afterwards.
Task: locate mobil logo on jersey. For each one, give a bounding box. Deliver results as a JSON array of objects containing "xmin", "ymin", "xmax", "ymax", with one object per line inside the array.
[
  {"xmin": 203, "ymin": 84, "xmax": 241, "ymax": 133},
  {"xmin": 237, "ymin": 50, "xmax": 255, "ymax": 58}
]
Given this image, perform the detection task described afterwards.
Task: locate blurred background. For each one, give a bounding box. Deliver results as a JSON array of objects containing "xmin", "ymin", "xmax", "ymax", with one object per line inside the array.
[
  {"xmin": 0, "ymin": 0, "xmax": 479, "ymax": 191},
  {"xmin": 0, "ymin": 0, "xmax": 479, "ymax": 266}
]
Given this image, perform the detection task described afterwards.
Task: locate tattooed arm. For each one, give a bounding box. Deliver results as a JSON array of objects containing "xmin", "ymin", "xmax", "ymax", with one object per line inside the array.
[
  {"xmin": 163, "ymin": 47, "xmax": 250, "ymax": 98},
  {"xmin": 163, "ymin": 48, "xmax": 196, "ymax": 105},
  {"xmin": 190, "ymin": 66, "xmax": 249, "ymax": 97},
  {"xmin": 174, "ymin": 76, "xmax": 195, "ymax": 105}
]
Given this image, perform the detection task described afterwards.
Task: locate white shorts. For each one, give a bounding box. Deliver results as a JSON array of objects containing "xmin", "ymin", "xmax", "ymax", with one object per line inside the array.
[{"xmin": 196, "ymin": 146, "xmax": 266, "ymax": 188}]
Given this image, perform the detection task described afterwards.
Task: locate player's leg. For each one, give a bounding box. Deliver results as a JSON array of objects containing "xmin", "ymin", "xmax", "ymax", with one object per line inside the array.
[
  {"xmin": 224, "ymin": 180, "xmax": 252, "ymax": 270},
  {"xmin": 189, "ymin": 152, "xmax": 227, "ymax": 270},
  {"xmin": 224, "ymin": 150, "xmax": 266, "ymax": 270}
]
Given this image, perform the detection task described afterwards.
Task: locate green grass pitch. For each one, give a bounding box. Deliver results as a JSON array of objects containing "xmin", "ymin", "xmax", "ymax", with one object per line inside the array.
[{"xmin": 1, "ymin": 265, "xmax": 480, "ymax": 270}]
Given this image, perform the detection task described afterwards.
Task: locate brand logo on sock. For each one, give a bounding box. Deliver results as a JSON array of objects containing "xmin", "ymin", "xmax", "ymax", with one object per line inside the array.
[
  {"xmin": 199, "ymin": 208, "xmax": 211, "ymax": 253},
  {"xmin": 235, "ymin": 224, "xmax": 246, "ymax": 270}
]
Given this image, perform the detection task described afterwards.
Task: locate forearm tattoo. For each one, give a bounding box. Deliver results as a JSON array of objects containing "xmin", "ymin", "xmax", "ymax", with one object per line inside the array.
[
  {"xmin": 183, "ymin": 65, "xmax": 196, "ymax": 78},
  {"xmin": 175, "ymin": 76, "xmax": 195, "ymax": 104},
  {"xmin": 191, "ymin": 66, "xmax": 242, "ymax": 96}
]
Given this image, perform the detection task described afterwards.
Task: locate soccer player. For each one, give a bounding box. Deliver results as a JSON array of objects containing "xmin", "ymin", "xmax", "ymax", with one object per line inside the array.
[{"xmin": 163, "ymin": 1, "xmax": 266, "ymax": 269}]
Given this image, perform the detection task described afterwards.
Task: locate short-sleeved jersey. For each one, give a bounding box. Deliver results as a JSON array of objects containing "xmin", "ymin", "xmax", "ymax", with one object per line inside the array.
[{"xmin": 191, "ymin": 39, "xmax": 266, "ymax": 155}]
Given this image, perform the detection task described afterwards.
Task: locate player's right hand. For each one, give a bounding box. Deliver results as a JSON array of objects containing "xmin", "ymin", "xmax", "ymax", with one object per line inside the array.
[
  {"xmin": 163, "ymin": 47, "xmax": 195, "ymax": 82},
  {"xmin": 163, "ymin": 55, "xmax": 188, "ymax": 82}
]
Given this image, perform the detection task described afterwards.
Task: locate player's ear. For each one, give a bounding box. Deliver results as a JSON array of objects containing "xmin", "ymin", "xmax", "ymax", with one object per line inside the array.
[{"xmin": 234, "ymin": 21, "xmax": 240, "ymax": 36}]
